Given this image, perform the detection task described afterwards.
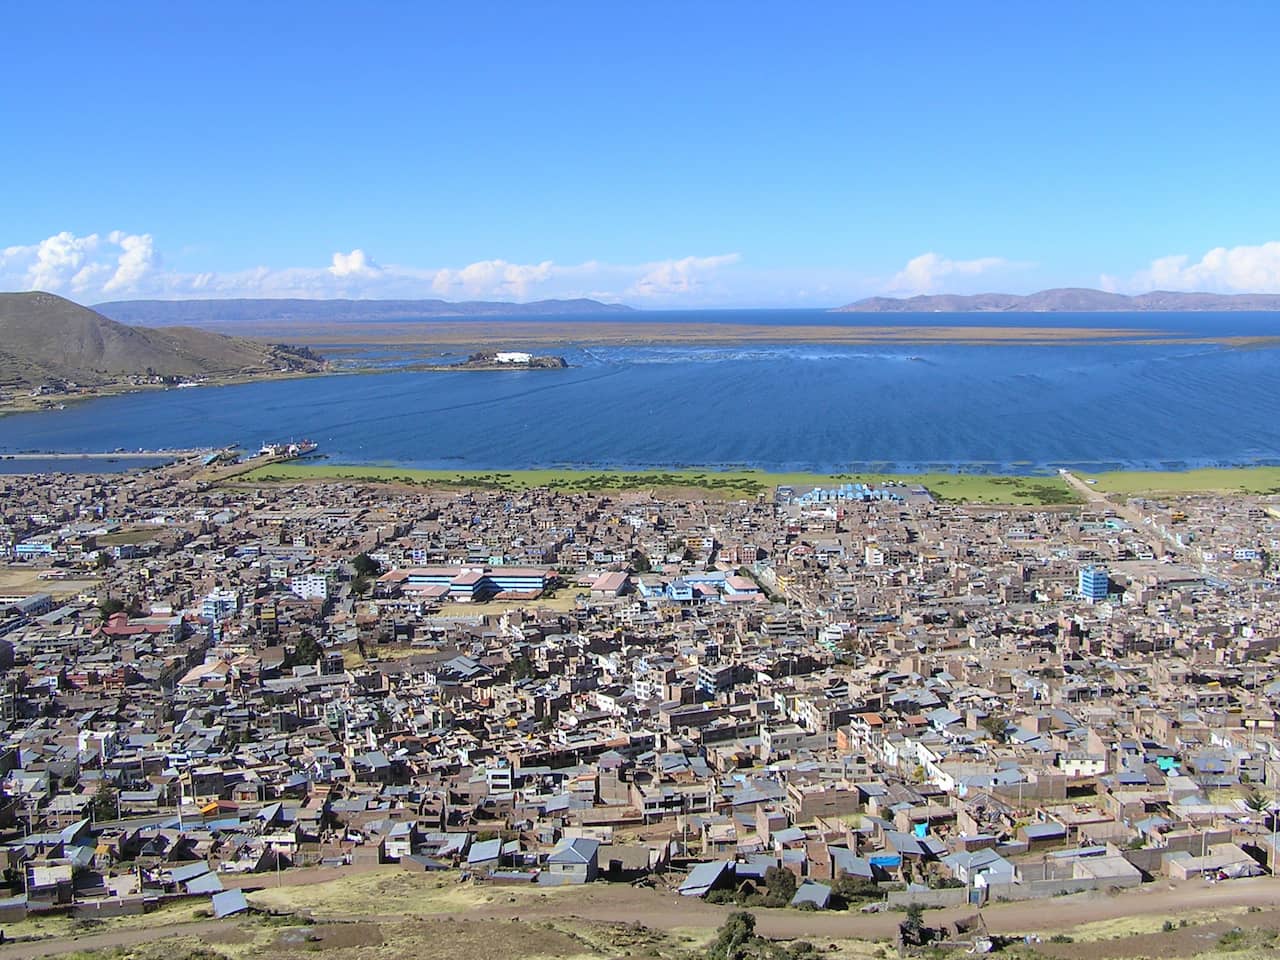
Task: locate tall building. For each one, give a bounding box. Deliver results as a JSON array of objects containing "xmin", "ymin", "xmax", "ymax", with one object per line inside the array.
[
  {"xmin": 1078, "ymin": 565, "xmax": 1109, "ymax": 602},
  {"xmin": 200, "ymin": 587, "xmax": 240, "ymax": 621}
]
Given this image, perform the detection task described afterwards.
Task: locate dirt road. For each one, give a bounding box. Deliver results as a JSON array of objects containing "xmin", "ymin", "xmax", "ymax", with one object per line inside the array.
[
  {"xmin": 423, "ymin": 875, "xmax": 1280, "ymax": 940},
  {"xmin": 4, "ymin": 876, "xmax": 1278, "ymax": 960},
  {"xmin": 0, "ymin": 919, "xmax": 233, "ymax": 960}
]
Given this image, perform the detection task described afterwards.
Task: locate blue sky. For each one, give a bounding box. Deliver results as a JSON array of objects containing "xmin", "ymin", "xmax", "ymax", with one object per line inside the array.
[{"xmin": 3, "ymin": 1, "xmax": 1280, "ymax": 306}]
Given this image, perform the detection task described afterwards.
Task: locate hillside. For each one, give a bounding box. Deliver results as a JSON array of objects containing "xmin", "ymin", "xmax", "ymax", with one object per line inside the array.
[
  {"xmin": 835, "ymin": 288, "xmax": 1280, "ymax": 312},
  {"xmin": 0, "ymin": 291, "xmax": 325, "ymax": 389},
  {"xmin": 94, "ymin": 296, "xmax": 633, "ymax": 326}
]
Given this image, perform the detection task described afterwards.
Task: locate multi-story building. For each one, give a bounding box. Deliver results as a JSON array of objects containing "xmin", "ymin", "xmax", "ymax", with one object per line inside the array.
[{"xmin": 1078, "ymin": 565, "xmax": 1109, "ymax": 602}]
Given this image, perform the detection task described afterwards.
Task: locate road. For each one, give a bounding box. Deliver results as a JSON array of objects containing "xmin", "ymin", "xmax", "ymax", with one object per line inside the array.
[
  {"xmin": 1060, "ymin": 470, "xmax": 1190, "ymax": 561},
  {"xmin": 5, "ymin": 874, "xmax": 1279, "ymax": 960}
]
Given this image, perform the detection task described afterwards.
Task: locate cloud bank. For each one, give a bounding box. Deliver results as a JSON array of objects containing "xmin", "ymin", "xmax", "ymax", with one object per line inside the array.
[
  {"xmin": 0, "ymin": 231, "xmax": 743, "ymax": 306},
  {"xmin": 1107, "ymin": 241, "xmax": 1280, "ymax": 294},
  {"xmin": 887, "ymin": 252, "xmax": 1011, "ymax": 295}
]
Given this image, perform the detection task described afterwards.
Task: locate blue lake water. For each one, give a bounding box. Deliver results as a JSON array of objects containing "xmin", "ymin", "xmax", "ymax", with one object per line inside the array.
[{"xmin": 3, "ymin": 311, "xmax": 1280, "ymax": 474}]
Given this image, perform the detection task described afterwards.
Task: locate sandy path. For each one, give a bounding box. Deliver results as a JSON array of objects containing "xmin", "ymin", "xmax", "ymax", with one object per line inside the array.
[
  {"xmin": 0, "ymin": 919, "xmax": 233, "ymax": 960},
  {"xmin": 421, "ymin": 876, "xmax": 1280, "ymax": 940},
  {"xmin": 4, "ymin": 876, "xmax": 1277, "ymax": 960}
]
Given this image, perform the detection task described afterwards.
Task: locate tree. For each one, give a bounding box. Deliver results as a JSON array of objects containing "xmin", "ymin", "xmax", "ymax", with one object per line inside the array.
[
  {"xmin": 762, "ymin": 865, "xmax": 796, "ymax": 907},
  {"xmin": 979, "ymin": 713, "xmax": 1008, "ymax": 742},
  {"xmin": 90, "ymin": 781, "xmax": 118, "ymax": 823},
  {"xmin": 900, "ymin": 902, "xmax": 928, "ymax": 947},
  {"xmin": 352, "ymin": 552, "xmax": 380, "ymax": 577},
  {"xmin": 284, "ymin": 632, "xmax": 322, "ymax": 669},
  {"xmin": 708, "ymin": 911, "xmax": 757, "ymax": 960},
  {"xmin": 831, "ymin": 874, "xmax": 880, "ymax": 907},
  {"xmin": 97, "ymin": 597, "xmax": 125, "ymax": 621},
  {"xmin": 631, "ymin": 551, "xmax": 651, "ymax": 573},
  {"xmin": 1243, "ymin": 789, "xmax": 1272, "ymax": 815}
]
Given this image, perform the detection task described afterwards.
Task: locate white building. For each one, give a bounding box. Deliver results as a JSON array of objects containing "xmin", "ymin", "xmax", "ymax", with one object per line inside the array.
[
  {"xmin": 200, "ymin": 587, "xmax": 240, "ymax": 621},
  {"xmin": 289, "ymin": 574, "xmax": 329, "ymax": 601}
]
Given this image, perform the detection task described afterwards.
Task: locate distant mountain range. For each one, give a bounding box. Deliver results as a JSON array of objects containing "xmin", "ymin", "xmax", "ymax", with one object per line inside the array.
[
  {"xmin": 0, "ymin": 292, "xmax": 324, "ymax": 388},
  {"xmin": 94, "ymin": 297, "xmax": 633, "ymax": 326},
  {"xmin": 835, "ymin": 288, "xmax": 1280, "ymax": 313}
]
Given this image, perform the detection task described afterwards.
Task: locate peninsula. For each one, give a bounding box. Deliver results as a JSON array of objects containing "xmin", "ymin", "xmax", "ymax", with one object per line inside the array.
[{"xmin": 0, "ymin": 291, "xmax": 327, "ymax": 414}]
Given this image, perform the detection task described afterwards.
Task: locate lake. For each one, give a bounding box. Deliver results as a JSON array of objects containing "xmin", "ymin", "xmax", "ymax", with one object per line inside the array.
[{"xmin": 3, "ymin": 310, "xmax": 1279, "ymax": 475}]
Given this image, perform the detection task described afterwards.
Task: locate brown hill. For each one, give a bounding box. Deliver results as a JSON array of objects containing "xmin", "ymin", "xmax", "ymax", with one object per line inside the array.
[{"xmin": 0, "ymin": 291, "xmax": 325, "ymax": 388}]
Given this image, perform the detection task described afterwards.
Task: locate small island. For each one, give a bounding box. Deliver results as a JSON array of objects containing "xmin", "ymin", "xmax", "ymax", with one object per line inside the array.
[{"xmin": 428, "ymin": 351, "xmax": 569, "ymax": 371}]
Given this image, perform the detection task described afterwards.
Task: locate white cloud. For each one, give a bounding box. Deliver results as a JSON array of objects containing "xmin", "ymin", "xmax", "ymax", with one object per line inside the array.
[
  {"xmin": 1120, "ymin": 241, "xmax": 1280, "ymax": 293},
  {"xmin": 627, "ymin": 253, "xmax": 741, "ymax": 299},
  {"xmin": 328, "ymin": 249, "xmax": 380, "ymax": 278},
  {"xmin": 0, "ymin": 230, "xmax": 744, "ymax": 306},
  {"xmin": 430, "ymin": 259, "xmax": 555, "ymax": 299},
  {"xmin": 888, "ymin": 252, "xmax": 1009, "ymax": 295},
  {"xmin": 103, "ymin": 231, "xmax": 157, "ymax": 293},
  {"xmin": 6, "ymin": 231, "xmax": 102, "ymax": 292}
]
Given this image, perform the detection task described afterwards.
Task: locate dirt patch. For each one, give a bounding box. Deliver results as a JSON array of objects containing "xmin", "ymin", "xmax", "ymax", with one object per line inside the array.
[
  {"xmin": 1040, "ymin": 912, "xmax": 1280, "ymax": 960},
  {"xmin": 273, "ymin": 922, "xmax": 384, "ymax": 951},
  {"xmin": 365, "ymin": 919, "xmax": 595, "ymax": 960}
]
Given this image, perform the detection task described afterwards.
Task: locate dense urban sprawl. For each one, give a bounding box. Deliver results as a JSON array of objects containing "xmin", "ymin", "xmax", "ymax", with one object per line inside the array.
[{"xmin": 1, "ymin": 459, "xmax": 1279, "ymax": 920}]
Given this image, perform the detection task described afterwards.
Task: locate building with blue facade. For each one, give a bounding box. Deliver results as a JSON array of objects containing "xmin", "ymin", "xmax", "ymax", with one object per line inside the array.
[{"xmin": 1078, "ymin": 565, "xmax": 1110, "ymax": 602}]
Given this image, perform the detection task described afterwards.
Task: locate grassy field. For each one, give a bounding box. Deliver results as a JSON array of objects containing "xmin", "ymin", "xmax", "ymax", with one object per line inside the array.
[
  {"xmin": 1085, "ymin": 466, "xmax": 1280, "ymax": 496},
  {"xmin": 245, "ymin": 868, "xmax": 578, "ymax": 917},
  {"xmin": 0, "ymin": 565, "xmax": 99, "ymax": 598},
  {"xmin": 234, "ymin": 463, "xmax": 1082, "ymax": 505},
  {"xmin": 98, "ymin": 527, "xmax": 164, "ymax": 546}
]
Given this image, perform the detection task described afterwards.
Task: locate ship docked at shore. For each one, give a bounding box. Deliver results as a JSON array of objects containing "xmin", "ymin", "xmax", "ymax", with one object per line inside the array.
[{"xmin": 257, "ymin": 439, "xmax": 319, "ymax": 460}]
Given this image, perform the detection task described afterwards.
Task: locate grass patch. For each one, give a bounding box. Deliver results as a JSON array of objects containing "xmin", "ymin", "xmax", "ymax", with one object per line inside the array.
[
  {"xmin": 1086, "ymin": 466, "xmax": 1280, "ymax": 496},
  {"xmin": 2, "ymin": 899, "xmax": 210, "ymax": 942},
  {"xmin": 97, "ymin": 527, "xmax": 163, "ymax": 546},
  {"xmin": 1064, "ymin": 907, "xmax": 1246, "ymax": 942},
  {"xmin": 245, "ymin": 868, "xmax": 574, "ymax": 918},
  {"xmin": 233, "ymin": 463, "xmax": 1083, "ymax": 505}
]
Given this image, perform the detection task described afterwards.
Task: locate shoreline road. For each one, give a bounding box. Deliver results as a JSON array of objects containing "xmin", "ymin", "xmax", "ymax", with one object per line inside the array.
[{"xmin": 1059, "ymin": 469, "xmax": 1190, "ymax": 560}]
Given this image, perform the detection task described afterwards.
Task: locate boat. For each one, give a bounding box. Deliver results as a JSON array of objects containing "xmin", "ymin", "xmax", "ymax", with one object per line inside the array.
[{"xmin": 259, "ymin": 439, "xmax": 319, "ymax": 460}]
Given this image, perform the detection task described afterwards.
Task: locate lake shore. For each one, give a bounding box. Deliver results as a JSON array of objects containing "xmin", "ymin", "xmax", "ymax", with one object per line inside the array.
[
  {"xmin": 230, "ymin": 463, "xmax": 1079, "ymax": 504},
  {"xmin": 228, "ymin": 462, "xmax": 1280, "ymax": 503},
  {"xmin": 0, "ymin": 368, "xmax": 327, "ymax": 419}
]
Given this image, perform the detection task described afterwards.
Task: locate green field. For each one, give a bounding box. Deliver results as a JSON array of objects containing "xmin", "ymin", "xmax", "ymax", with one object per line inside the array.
[
  {"xmin": 1086, "ymin": 466, "xmax": 1280, "ymax": 496},
  {"xmin": 232, "ymin": 462, "xmax": 1082, "ymax": 505}
]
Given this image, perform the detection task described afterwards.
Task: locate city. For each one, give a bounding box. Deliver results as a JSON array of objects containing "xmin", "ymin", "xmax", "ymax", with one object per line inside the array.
[{"xmin": 1, "ymin": 458, "xmax": 1278, "ymax": 929}]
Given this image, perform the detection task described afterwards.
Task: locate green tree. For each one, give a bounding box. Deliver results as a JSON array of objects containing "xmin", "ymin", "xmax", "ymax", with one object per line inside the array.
[
  {"xmin": 97, "ymin": 597, "xmax": 125, "ymax": 621},
  {"xmin": 831, "ymin": 874, "xmax": 880, "ymax": 907},
  {"xmin": 1243, "ymin": 789, "xmax": 1272, "ymax": 815},
  {"xmin": 979, "ymin": 713, "xmax": 1008, "ymax": 742},
  {"xmin": 284, "ymin": 632, "xmax": 322, "ymax": 669},
  {"xmin": 90, "ymin": 780, "xmax": 118, "ymax": 822},
  {"xmin": 352, "ymin": 552, "xmax": 380, "ymax": 577},
  {"xmin": 708, "ymin": 911, "xmax": 758, "ymax": 960},
  {"xmin": 900, "ymin": 903, "xmax": 928, "ymax": 946},
  {"xmin": 631, "ymin": 551, "xmax": 652, "ymax": 573},
  {"xmin": 762, "ymin": 865, "xmax": 796, "ymax": 907}
]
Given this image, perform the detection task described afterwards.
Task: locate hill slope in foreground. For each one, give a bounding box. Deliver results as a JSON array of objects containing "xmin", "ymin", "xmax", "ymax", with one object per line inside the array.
[
  {"xmin": 836, "ymin": 287, "xmax": 1280, "ymax": 312},
  {"xmin": 0, "ymin": 291, "xmax": 325, "ymax": 388}
]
